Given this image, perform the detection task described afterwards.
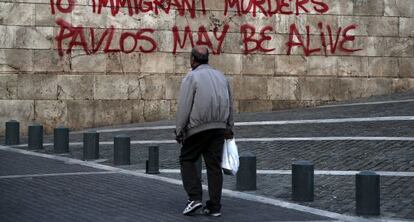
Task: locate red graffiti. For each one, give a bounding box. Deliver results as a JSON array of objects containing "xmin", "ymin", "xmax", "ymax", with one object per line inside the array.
[
  {"xmin": 50, "ymin": 0, "xmax": 76, "ymax": 14},
  {"xmin": 55, "ymin": 18, "xmax": 157, "ymax": 56},
  {"xmin": 224, "ymin": 0, "xmax": 329, "ymax": 17},
  {"xmin": 240, "ymin": 24, "xmax": 275, "ymax": 54},
  {"xmin": 286, "ymin": 23, "xmax": 362, "ymax": 56},
  {"xmin": 172, "ymin": 25, "xmax": 230, "ymax": 55},
  {"xmin": 91, "ymin": 0, "xmax": 206, "ymax": 18}
]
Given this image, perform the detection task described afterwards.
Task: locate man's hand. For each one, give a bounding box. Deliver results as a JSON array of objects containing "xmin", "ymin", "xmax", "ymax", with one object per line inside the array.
[
  {"xmin": 175, "ymin": 130, "xmax": 184, "ymax": 144},
  {"xmin": 224, "ymin": 129, "xmax": 234, "ymax": 140}
]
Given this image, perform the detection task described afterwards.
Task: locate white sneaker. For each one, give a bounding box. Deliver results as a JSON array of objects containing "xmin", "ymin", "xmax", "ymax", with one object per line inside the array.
[{"xmin": 182, "ymin": 200, "xmax": 202, "ymax": 216}]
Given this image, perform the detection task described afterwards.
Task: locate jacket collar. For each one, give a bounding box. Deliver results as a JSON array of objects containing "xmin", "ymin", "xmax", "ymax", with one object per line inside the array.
[{"xmin": 193, "ymin": 64, "xmax": 211, "ymax": 71}]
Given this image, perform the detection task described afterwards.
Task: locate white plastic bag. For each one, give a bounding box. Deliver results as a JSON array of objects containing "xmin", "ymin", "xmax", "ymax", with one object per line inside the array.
[{"xmin": 221, "ymin": 138, "xmax": 239, "ymax": 175}]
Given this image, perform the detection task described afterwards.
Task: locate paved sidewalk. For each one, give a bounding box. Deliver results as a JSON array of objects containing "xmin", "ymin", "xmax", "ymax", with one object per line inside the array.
[{"xmin": 0, "ymin": 148, "xmax": 331, "ymax": 222}]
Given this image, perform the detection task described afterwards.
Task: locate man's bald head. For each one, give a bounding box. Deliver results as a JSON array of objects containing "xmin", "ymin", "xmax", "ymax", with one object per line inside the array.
[{"xmin": 191, "ymin": 46, "xmax": 209, "ymax": 64}]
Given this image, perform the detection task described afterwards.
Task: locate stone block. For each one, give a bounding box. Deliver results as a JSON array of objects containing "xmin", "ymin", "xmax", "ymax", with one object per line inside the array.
[
  {"xmin": 275, "ymin": 55, "xmax": 307, "ymax": 76},
  {"xmin": 33, "ymin": 50, "xmax": 71, "ymax": 72},
  {"xmin": 399, "ymin": 58, "xmax": 414, "ymax": 78},
  {"xmin": 141, "ymin": 53, "xmax": 175, "ymax": 73},
  {"xmin": 169, "ymin": 100, "xmax": 178, "ymax": 119},
  {"xmin": 297, "ymin": 77, "xmax": 333, "ymax": 101},
  {"xmin": 66, "ymin": 100, "xmax": 95, "ymax": 130},
  {"xmin": 384, "ymin": 0, "xmax": 414, "ymax": 17},
  {"xmin": 392, "ymin": 78, "xmax": 412, "ymax": 93},
  {"xmin": 94, "ymin": 75, "xmax": 141, "ymax": 100},
  {"xmin": 143, "ymin": 100, "xmax": 171, "ymax": 122},
  {"xmin": 368, "ymin": 58, "xmax": 399, "ymax": 77},
  {"xmin": 0, "ymin": 74, "xmax": 18, "ymax": 99},
  {"xmin": 222, "ymin": 33, "xmax": 244, "ymax": 54},
  {"xmin": 17, "ymin": 74, "xmax": 58, "ymax": 100},
  {"xmin": 323, "ymin": 0, "xmax": 353, "ymax": 15},
  {"xmin": 132, "ymin": 100, "xmax": 145, "ymax": 123},
  {"xmin": 70, "ymin": 51, "xmax": 106, "ymax": 73},
  {"xmin": 332, "ymin": 77, "xmax": 393, "ymax": 101},
  {"xmin": 0, "ymin": 2, "xmax": 34, "ymax": 26},
  {"xmin": 354, "ymin": 0, "xmax": 384, "ymax": 16},
  {"xmin": 57, "ymin": 75, "xmax": 94, "ymax": 100},
  {"xmin": 72, "ymin": 5, "xmax": 108, "ymax": 28},
  {"xmin": 15, "ymin": 26, "xmax": 54, "ymax": 49},
  {"xmin": 383, "ymin": 37, "xmax": 414, "ymax": 57},
  {"xmin": 272, "ymin": 100, "xmax": 321, "ymax": 110},
  {"xmin": 94, "ymin": 100, "xmax": 133, "ymax": 127},
  {"xmin": 241, "ymin": 55, "xmax": 275, "ymax": 75},
  {"xmin": 0, "ymin": 100, "xmax": 34, "ymax": 136},
  {"xmin": 34, "ymin": 100, "xmax": 67, "ymax": 134},
  {"xmin": 353, "ymin": 37, "xmax": 387, "ymax": 57},
  {"xmin": 35, "ymin": 3, "xmax": 71, "ymax": 26},
  {"xmin": 265, "ymin": 34, "xmax": 288, "ymax": 55},
  {"xmin": 140, "ymin": 10, "xmax": 176, "ymax": 30},
  {"xmin": 267, "ymin": 77, "xmax": 299, "ymax": 100},
  {"xmin": 239, "ymin": 100, "xmax": 273, "ymax": 113},
  {"xmin": 175, "ymin": 53, "xmax": 191, "ymax": 74},
  {"xmin": 0, "ymin": 49, "xmax": 33, "ymax": 72},
  {"xmin": 156, "ymin": 30, "xmax": 175, "ymax": 53},
  {"xmin": 210, "ymin": 54, "xmax": 242, "ymax": 75},
  {"xmin": 140, "ymin": 74, "xmax": 166, "ymax": 100},
  {"xmin": 165, "ymin": 75, "xmax": 183, "ymax": 100},
  {"xmin": 338, "ymin": 56, "xmax": 369, "ymax": 77},
  {"xmin": 0, "ymin": 26, "xmax": 17, "ymax": 48},
  {"xmin": 106, "ymin": 52, "xmax": 141, "ymax": 73},
  {"xmin": 307, "ymin": 56, "xmax": 338, "ymax": 76},
  {"xmin": 400, "ymin": 18, "xmax": 414, "ymax": 38},
  {"xmin": 232, "ymin": 76, "xmax": 268, "ymax": 100}
]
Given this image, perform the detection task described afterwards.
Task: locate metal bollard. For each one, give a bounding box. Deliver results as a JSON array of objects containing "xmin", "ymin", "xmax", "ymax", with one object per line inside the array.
[
  {"xmin": 28, "ymin": 123, "xmax": 43, "ymax": 150},
  {"xmin": 113, "ymin": 135, "xmax": 130, "ymax": 165},
  {"xmin": 292, "ymin": 160, "xmax": 314, "ymax": 202},
  {"xmin": 236, "ymin": 153, "xmax": 256, "ymax": 191},
  {"xmin": 146, "ymin": 146, "xmax": 160, "ymax": 174},
  {"xmin": 83, "ymin": 131, "xmax": 99, "ymax": 160},
  {"xmin": 54, "ymin": 127, "xmax": 69, "ymax": 153},
  {"xmin": 5, "ymin": 120, "xmax": 20, "ymax": 145},
  {"xmin": 356, "ymin": 171, "xmax": 380, "ymax": 216}
]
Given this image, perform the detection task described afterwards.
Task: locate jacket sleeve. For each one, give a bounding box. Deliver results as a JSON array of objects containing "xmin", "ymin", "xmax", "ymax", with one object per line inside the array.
[
  {"xmin": 226, "ymin": 80, "xmax": 234, "ymax": 130},
  {"xmin": 175, "ymin": 74, "xmax": 196, "ymax": 137}
]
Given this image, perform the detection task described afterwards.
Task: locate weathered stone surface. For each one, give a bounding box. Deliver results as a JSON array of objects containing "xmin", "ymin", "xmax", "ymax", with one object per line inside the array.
[
  {"xmin": 384, "ymin": 0, "xmax": 414, "ymax": 17},
  {"xmin": 353, "ymin": 37, "xmax": 387, "ymax": 57},
  {"xmin": 400, "ymin": 18, "xmax": 414, "ymax": 38},
  {"xmin": 165, "ymin": 75, "xmax": 183, "ymax": 100},
  {"xmin": 72, "ymin": 5, "xmax": 108, "ymax": 28},
  {"xmin": 66, "ymin": 100, "xmax": 95, "ymax": 130},
  {"xmin": 143, "ymin": 100, "xmax": 170, "ymax": 122},
  {"xmin": 141, "ymin": 53, "xmax": 175, "ymax": 73},
  {"xmin": 70, "ymin": 51, "xmax": 106, "ymax": 73},
  {"xmin": 399, "ymin": 58, "xmax": 414, "ymax": 78},
  {"xmin": 268, "ymin": 77, "xmax": 299, "ymax": 100},
  {"xmin": 232, "ymin": 76, "xmax": 268, "ymax": 100},
  {"xmin": 15, "ymin": 26, "xmax": 53, "ymax": 49},
  {"xmin": 94, "ymin": 100, "xmax": 133, "ymax": 127},
  {"xmin": 0, "ymin": 74, "xmax": 18, "ymax": 99},
  {"xmin": 337, "ymin": 56, "xmax": 369, "ymax": 77},
  {"xmin": 272, "ymin": 100, "xmax": 321, "ymax": 110},
  {"xmin": 0, "ymin": 2, "xmax": 34, "ymax": 26},
  {"xmin": 34, "ymin": 100, "xmax": 67, "ymax": 134},
  {"xmin": 275, "ymin": 55, "xmax": 307, "ymax": 76},
  {"xmin": 354, "ymin": 0, "xmax": 384, "ymax": 16},
  {"xmin": 169, "ymin": 100, "xmax": 178, "ymax": 119},
  {"xmin": 342, "ymin": 16, "xmax": 399, "ymax": 37},
  {"xmin": 241, "ymin": 55, "xmax": 275, "ymax": 75},
  {"xmin": 307, "ymin": 56, "xmax": 338, "ymax": 76},
  {"xmin": 0, "ymin": 49, "xmax": 33, "ymax": 72},
  {"xmin": 368, "ymin": 58, "xmax": 399, "ymax": 77},
  {"xmin": 132, "ymin": 100, "xmax": 145, "ymax": 123},
  {"xmin": 17, "ymin": 74, "xmax": 57, "ymax": 100},
  {"xmin": 174, "ymin": 53, "xmax": 191, "ymax": 74},
  {"xmin": 57, "ymin": 75, "xmax": 94, "ymax": 100},
  {"xmin": 332, "ymin": 78, "xmax": 394, "ymax": 101},
  {"xmin": 384, "ymin": 37, "xmax": 414, "ymax": 57},
  {"xmin": 297, "ymin": 77, "xmax": 333, "ymax": 101},
  {"xmin": 0, "ymin": 100, "xmax": 34, "ymax": 136},
  {"xmin": 210, "ymin": 54, "xmax": 242, "ymax": 75},
  {"xmin": 94, "ymin": 75, "xmax": 141, "ymax": 100},
  {"xmin": 323, "ymin": 0, "xmax": 354, "ymax": 15},
  {"xmin": 33, "ymin": 50, "xmax": 71, "ymax": 72},
  {"xmin": 140, "ymin": 74, "xmax": 166, "ymax": 100},
  {"xmin": 239, "ymin": 100, "xmax": 273, "ymax": 113}
]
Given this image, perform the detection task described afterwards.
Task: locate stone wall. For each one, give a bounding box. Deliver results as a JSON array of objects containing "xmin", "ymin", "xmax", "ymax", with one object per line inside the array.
[{"xmin": 0, "ymin": 0, "xmax": 413, "ymax": 135}]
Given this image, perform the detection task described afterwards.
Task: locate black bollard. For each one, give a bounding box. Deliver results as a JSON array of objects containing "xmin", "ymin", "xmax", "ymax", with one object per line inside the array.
[
  {"xmin": 5, "ymin": 120, "xmax": 20, "ymax": 145},
  {"xmin": 356, "ymin": 171, "xmax": 380, "ymax": 216},
  {"xmin": 114, "ymin": 135, "xmax": 130, "ymax": 165},
  {"xmin": 146, "ymin": 146, "xmax": 160, "ymax": 174},
  {"xmin": 236, "ymin": 153, "xmax": 256, "ymax": 191},
  {"xmin": 292, "ymin": 160, "xmax": 314, "ymax": 202},
  {"xmin": 28, "ymin": 123, "xmax": 43, "ymax": 150},
  {"xmin": 54, "ymin": 127, "xmax": 69, "ymax": 153},
  {"xmin": 83, "ymin": 131, "xmax": 99, "ymax": 160}
]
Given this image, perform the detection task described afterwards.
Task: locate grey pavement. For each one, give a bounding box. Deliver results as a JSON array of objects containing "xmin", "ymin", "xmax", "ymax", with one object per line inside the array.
[{"xmin": 1, "ymin": 91, "xmax": 414, "ymax": 221}]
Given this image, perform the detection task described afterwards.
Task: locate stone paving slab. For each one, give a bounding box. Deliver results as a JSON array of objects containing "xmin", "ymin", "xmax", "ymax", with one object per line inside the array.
[{"xmin": 0, "ymin": 149, "xmax": 330, "ymax": 222}]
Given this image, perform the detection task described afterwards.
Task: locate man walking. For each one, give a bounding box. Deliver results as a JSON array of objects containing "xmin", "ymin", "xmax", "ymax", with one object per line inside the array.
[{"xmin": 175, "ymin": 46, "xmax": 234, "ymax": 217}]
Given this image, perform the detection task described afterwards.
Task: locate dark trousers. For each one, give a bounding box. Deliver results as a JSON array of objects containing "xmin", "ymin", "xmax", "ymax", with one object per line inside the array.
[{"xmin": 179, "ymin": 129, "xmax": 225, "ymax": 211}]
